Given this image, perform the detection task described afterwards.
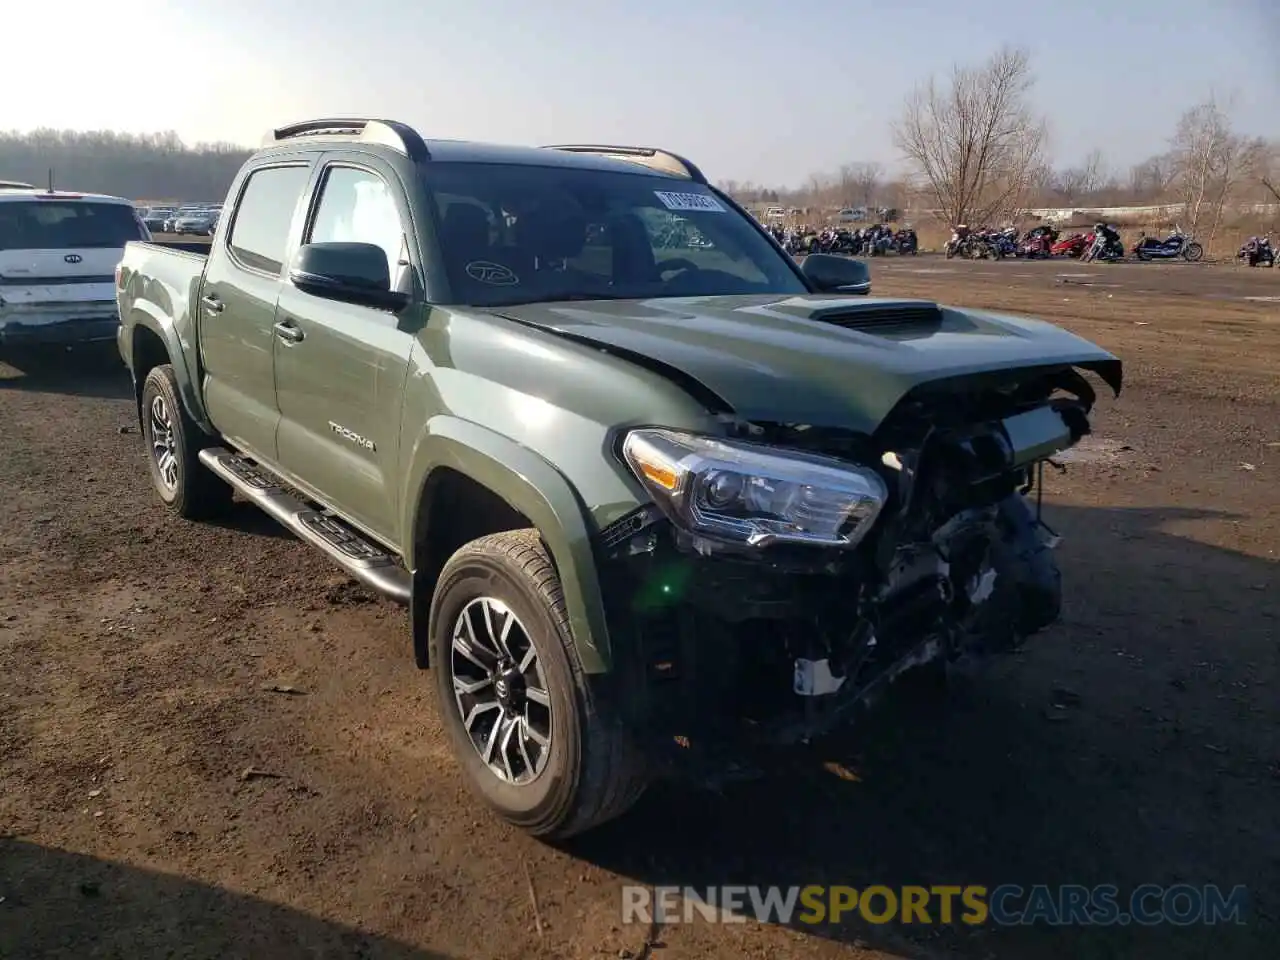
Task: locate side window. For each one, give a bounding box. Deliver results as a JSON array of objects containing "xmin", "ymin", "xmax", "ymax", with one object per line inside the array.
[
  {"xmin": 308, "ymin": 166, "xmax": 406, "ymax": 279},
  {"xmin": 227, "ymin": 165, "xmax": 311, "ymax": 274}
]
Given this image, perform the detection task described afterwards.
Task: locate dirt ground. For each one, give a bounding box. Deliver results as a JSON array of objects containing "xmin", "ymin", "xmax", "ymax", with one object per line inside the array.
[{"xmin": 1, "ymin": 257, "xmax": 1277, "ymax": 960}]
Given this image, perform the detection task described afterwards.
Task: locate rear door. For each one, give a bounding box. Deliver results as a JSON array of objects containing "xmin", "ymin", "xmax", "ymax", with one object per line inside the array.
[
  {"xmin": 199, "ymin": 161, "xmax": 313, "ymax": 462},
  {"xmin": 0, "ymin": 197, "xmax": 146, "ymax": 336},
  {"xmin": 272, "ymin": 154, "xmax": 420, "ymax": 542}
]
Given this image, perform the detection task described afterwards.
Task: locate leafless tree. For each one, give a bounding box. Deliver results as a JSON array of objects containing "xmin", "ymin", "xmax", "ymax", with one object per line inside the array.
[
  {"xmin": 837, "ymin": 162, "xmax": 883, "ymax": 209},
  {"xmin": 1049, "ymin": 149, "xmax": 1107, "ymax": 206},
  {"xmin": 1169, "ymin": 96, "xmax": 1265, "ymax": 237},
  {"xmin": 1127, "ymin": 154, "xmax": 1176, "ymax": 202},
  {"xmin": 1258, "ymin": 144, "xmax": 1280, "ymax": 205},
  {"xmin": 892, "ymin": 46, "xmax": 1047, "ymax": 226}
]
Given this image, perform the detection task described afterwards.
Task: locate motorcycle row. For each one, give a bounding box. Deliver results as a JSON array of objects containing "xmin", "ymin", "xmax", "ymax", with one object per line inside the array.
[
  {"xmin": 770, "ymin": 223, "xmax": 919, "ymax": 257},
  {"xmin": 944, "ymin": 224, "xmax": 1060, "ymax": 260},
  {"xmin": 944, "ymin": 222, "xmax": 1214, "ymax": 264},
  {"xmin": 945, "ymin": 222, "xmax": 1275, "ymax": 267}
]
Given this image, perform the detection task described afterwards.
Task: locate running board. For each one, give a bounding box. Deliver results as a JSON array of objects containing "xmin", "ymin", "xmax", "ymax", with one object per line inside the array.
[{"xmin": 197, "ymin": 447, "xmax": 411, "ymax": 604}]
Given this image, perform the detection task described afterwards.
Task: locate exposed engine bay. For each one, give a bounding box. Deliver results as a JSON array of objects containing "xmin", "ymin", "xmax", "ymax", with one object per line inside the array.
[{"xmin": 597, "ymin": 365, "xmax": 1104, "ymax": 765}]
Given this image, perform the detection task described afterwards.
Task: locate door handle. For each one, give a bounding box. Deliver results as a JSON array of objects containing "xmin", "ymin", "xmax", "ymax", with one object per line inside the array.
[
  {"xmin": 200, "ymin": 294, "xmax": 224, "ymax": 314},
  {"xmin": 273, "ymin": 320, "xmax": 305, "ymax": 344}
]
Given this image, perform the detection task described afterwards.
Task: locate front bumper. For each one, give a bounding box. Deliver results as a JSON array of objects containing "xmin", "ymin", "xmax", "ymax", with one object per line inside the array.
[{"xmin": 0, "ymin": 314, "xmax": 121, "ymax": 347}]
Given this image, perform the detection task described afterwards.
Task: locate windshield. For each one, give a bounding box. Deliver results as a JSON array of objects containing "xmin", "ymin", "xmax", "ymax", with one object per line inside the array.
[
  {"xmin": 425, "ymin": 162, "xmax": 806, "ymax": 306},
  {"xmin": 0, "ymin": 201, "xmax": 145, "ymax": 250}
]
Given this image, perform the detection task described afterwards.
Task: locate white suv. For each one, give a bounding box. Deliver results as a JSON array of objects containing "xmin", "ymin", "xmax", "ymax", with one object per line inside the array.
[{"xmin": 0, "ymin": 188, "xmax": 150, "ymax": 350}]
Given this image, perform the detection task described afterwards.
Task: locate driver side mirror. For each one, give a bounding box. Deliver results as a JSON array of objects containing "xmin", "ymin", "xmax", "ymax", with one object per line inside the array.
[
  {"xmin": 289, "ymin": 241, "xmax": 410, "ymax": 312},
  {"xmin": 799, "ymin": 253, "xmax": 871, "ymax": 295}
]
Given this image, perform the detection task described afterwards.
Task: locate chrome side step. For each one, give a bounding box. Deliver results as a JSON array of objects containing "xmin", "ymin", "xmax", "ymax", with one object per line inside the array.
[{"xmin": 197, "ymin": 447, "xmax": 411, "ymax": 604}]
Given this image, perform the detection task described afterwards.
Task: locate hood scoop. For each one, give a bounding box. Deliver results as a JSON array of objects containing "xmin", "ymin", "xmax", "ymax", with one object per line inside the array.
[{"xmin": 803, "ymin": 301, "xmax": 944, "ymax": 332}]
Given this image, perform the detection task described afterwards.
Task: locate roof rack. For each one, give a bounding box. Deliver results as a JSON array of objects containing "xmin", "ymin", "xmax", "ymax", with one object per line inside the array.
[
  {"xmin": 265, "ymin": 118, "xmax": 430, "ymax": 162},
  {"xmin": 541, "ymin": 144, "xmax": 708, "ymax": 184}
]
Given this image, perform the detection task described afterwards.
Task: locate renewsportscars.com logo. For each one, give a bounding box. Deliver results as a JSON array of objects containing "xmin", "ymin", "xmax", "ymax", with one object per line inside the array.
[{"xmin": 621, "ymin": 884, "xmax": 1249, "ymax": 927}]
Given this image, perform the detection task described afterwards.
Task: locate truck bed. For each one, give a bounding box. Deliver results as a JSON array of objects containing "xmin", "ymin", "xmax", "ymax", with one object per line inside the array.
[
  {"xmin": 116, "ymin": 239, "xmax": 214, "ymax": 375},
  {"xmin": 140, "ymin": 238, "xmax": 212, "ymax": 257}
]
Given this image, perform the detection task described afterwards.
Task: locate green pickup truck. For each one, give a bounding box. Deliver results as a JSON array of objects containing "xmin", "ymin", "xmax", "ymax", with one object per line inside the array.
[{"xmin": 116, "ymin": 118, "xmax": 1122, "ymax": 839}]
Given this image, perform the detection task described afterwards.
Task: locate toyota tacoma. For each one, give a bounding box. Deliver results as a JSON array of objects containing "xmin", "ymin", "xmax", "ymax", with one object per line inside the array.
[{"xmin": 116, "ymin": 118, "xmax": 1122, "ymax": 839}]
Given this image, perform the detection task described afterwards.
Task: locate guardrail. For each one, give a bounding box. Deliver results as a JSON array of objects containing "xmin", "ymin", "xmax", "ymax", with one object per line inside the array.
[{"xmin": 1024, "ymin": 203, "xmax": 1280, "ymax": 220}]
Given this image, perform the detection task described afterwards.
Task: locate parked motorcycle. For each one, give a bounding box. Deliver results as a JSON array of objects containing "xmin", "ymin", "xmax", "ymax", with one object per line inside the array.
[
  {"xmin": 1051, "ymin": 232, "xmax": 1091, "ymax": 258},
  {"xmin": 785, "ymin": 231, "xmax": 815, "ymax": 256},
  {"xmin": 945, "ymin": 225, "xmax": 1002, "ymax": 259},
  {"xmin": 944, "ymin": 225, "xmax": 970, "ymax": 259},
  {"xmin": 1019, "ymin": 225, "xmax": 1058, "ymax": 259},
  {"xmin": 893, "ymin": 228, "xmax": 918, "ymax": 255},
  {"xmin": 990, "ymin": 227, "xmax": 1019, "ymax": 259},
  {"xmin": 864, "ymin": 226, "xmax": 893, "ymax": 256},
  {"xmin": 969, "ymin": 228, "xmax": 1008, "ymax": 260},
  {"xmin": 1237, "ymin": 236, "xmax": 1275, "ymax": 267},
  {"xmin": 1131, "ymin": 227, "xmax": 1204, "ymax": 262},
  {"xmin": 1082, "ymin": 235, "xmax": 1124, "ymax": 263}
]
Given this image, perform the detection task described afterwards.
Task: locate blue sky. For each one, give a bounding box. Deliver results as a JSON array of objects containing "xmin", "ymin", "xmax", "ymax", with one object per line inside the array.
[{"xmin": 6, "ymin": 0, "xmax": 1277, "ymax": 186}]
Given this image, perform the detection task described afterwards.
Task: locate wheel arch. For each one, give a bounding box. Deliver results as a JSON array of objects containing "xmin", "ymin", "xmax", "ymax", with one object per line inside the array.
[
  {"xmin": 402, "ymin": 416, "xmax": 612, "ymax": 675},
  {"xmin": 126, "ymin": 310, "xmax": 212, "ymax": 434}
]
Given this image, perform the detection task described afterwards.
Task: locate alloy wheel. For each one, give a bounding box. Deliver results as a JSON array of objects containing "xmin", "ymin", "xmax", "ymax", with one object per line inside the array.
[
  {"xmin": 149, "ymin": 394, "xmax": 178, "ymax": 492},
  {"xmin": 450, "ymin": 596, "xmax": 553, "ymax": 785}
]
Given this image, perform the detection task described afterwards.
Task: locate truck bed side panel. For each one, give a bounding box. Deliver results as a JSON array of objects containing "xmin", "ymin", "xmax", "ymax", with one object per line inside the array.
[{"xmin": 116, "ymin": 242, "xmax": 211, "ymax": 428}]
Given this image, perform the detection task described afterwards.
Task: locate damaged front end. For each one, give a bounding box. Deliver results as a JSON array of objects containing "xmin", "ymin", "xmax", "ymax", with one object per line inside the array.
[{"xmin": 596, "ymin": 365, "xmax": 1109, "ymax": 778}]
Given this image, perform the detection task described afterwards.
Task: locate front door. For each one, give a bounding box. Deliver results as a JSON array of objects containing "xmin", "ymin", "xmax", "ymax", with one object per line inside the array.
[
  {"xmin": 272, "ymin": 159, "xmax": 419, "ymax": 544},
  {"xmin": 199, "ymin": 162, "xmax": 313, "ymax": 461}
]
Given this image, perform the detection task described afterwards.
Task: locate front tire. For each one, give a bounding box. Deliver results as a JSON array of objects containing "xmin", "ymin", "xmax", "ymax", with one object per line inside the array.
[
  {"xmin": 1183, "ymin": 242, "xmax": 1204, "ymax": 262},
  {"xmin": 431, "ymin": 529, "xmax": 647, "ymax": 839},
  {"xmin": 140, "ymin": 364, "xmax": 233, "ymax": 520}
]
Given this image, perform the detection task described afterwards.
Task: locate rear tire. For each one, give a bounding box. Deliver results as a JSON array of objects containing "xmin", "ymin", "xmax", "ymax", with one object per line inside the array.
[
  {"xmin": 431, "ymin": 529, "xmax": 648, "ymax": 839},
  {"xmin": 140, "ymin": 364, "xmax": 233, "ymax": 520}
]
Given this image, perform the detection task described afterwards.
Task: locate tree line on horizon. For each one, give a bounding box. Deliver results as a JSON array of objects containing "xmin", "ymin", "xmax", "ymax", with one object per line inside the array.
[
  {"xmin": 0, "ymin": 130, "xmax": 251, "ymax": 202},
  {"xmin": 5, "ymin": 70, "xmax": 1278, "ymax": 239}
]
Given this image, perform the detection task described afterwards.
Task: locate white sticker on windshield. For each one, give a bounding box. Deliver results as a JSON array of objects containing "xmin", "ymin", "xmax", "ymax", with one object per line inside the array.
[{"xmin": 653, "ymin": 190, "xmax": 725, "ymax": 213}]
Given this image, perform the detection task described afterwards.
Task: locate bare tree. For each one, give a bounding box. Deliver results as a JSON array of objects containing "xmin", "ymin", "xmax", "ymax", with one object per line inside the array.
[
  {"xmin": 1169, "ymin": 97, "xmax": 1264, "ymax": 237},
  {"xmin": 1258, "ymin": 143, "xmax": 1280, "ymax": 204},
  {"xmin": 1051, "ymin": 149, "xmax": 1108, "ymax": 206},
  {"xmin": 1052, "ymin": 168, "xmax": 1089, "ymax": 207},
  {"xmin": 1127, "ymin": 154, "xmax": 1176, "ymax": 203},
  {"xmin": 892, "ymin": 46, "xmax": 1047, "ymax": 225},
  {"xmin": 1080, "ymin": 150, "xmax": 1107, "ymax": 193},
  {"xmin": 838, "ymin": 162, "xmax": 883, "ymax": 209}
]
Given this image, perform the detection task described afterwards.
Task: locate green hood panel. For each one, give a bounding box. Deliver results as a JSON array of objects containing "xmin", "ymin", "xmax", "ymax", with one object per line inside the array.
[{"xmin": 488, "ymin": 295, "xmax": 1122, "ymax": 435}]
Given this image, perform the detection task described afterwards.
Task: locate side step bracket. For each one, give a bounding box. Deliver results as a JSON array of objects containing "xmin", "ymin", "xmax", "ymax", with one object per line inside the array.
[{"xmin": 198, "ymin": 447, "xmax": 411, "ymax": 604}]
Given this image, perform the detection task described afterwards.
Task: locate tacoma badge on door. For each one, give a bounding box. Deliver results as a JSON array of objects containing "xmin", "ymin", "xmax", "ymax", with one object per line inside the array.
[{"xmin": 328, "ymin": 421, "xmax": 376, "ymax": 452}]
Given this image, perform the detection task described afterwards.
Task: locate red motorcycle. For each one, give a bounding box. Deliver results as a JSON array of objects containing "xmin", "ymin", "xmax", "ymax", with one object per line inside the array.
[
  {"xmin": 1051, "ymin": 232, "xmax": 1093, "ymax": 258},
  {"xmin": 1019, "ymin": 225, "xmax": 1058, "ymax": 258}
]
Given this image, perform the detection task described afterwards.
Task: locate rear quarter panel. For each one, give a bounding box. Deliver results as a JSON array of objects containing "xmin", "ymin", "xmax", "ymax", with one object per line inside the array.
[{"xmin": 117, "ymin": 242, "xmax": 211, "ymax": 428}]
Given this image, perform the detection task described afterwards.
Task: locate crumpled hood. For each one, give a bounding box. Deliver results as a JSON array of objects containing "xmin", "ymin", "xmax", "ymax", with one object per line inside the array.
[{"xmin": 487, "ymin": 294, "xmax": 1122, "ymax": 435}]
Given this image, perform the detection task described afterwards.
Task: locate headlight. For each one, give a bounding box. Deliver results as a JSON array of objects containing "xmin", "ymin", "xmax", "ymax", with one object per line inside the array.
[{"xmin": 621, "ymin": 429, "xmax": 888, "ymax": 549}]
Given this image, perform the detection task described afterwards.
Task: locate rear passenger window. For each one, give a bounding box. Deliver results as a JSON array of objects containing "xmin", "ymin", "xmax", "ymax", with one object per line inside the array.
[
  {"xmin": 227, "ymin": 165, "xmax": 311, "ymax": 274},
  {"xmin": 308, "ymin": 166, "xmax": 405, "ymax": 278}
]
